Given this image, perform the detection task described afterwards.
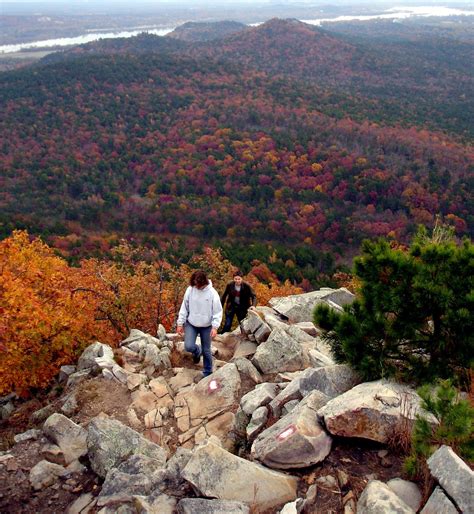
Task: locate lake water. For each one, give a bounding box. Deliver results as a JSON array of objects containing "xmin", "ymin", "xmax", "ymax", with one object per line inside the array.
[{"xmin": 1, "ymin": 5, "xmax": 473, "ymax": 54}]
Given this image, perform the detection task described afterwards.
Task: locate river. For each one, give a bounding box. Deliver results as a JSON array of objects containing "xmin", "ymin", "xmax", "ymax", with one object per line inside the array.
[{"xmin": 1, "ymin": 5, "xmax": 473, "ymax": 55}]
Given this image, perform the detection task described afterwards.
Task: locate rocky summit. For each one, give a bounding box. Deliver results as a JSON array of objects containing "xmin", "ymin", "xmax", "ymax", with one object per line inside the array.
[{"xmin": 0, "ymin": 287, "xmax": 471, "ymax": 513}]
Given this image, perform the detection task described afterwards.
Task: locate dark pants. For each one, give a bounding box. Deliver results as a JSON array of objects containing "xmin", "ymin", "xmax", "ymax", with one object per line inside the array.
[
  {"xmin": 222, "ymin": 305, "xmax": 247, "ymax": 333},
  {"xmin": 184, "ymin": 322, "xmax": 213, "ymax": 376}
]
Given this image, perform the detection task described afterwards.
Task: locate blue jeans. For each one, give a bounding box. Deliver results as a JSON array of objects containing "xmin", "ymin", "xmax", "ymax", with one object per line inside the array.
[
  {"xmin": 184, "ymin": 322, "xmax": 213, "ymax": 376},
  {"xmin": 222, "ymin": 306, "xmax": 247, "ymax": 333}
]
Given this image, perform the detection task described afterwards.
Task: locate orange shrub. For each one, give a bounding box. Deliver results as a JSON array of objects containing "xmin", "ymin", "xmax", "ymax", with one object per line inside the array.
[{"xmin": 0, "ymin": 231, "xmax": 101, "ymax": 395}]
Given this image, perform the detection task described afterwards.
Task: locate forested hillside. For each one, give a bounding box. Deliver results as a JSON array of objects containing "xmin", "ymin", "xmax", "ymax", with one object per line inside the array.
[{"xmin": 0, "ymin": 19, "xmax": 473, "ymax": 284}]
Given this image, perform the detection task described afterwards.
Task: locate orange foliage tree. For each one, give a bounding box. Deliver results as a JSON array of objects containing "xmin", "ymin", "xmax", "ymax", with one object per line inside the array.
[{"xmin": 0, "ymin": 231, "xmax": 101, "ymax": 395}]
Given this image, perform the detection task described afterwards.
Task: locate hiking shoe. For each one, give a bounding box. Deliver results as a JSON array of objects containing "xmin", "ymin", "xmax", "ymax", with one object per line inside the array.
[{"xmin": 193, "ymin": 349, "xmax": 201, "ymax": 364}]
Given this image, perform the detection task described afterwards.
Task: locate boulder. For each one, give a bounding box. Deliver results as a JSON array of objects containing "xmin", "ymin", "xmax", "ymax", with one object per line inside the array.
[
  {"xmin": 251, "ymin": 391, "xmax": 332, "ymax": 469},
  {"xmin": 59, "ymin": 365, "xmax": 76, "ymax": 383},
  {"xmin": 293, "ymin": 322, "xmax": 319, "ymax": 337},
  {"xmin": 174, "ymin": 364, "xmax": 241, "ymax": 437},
  {"xmin": 181, "ymin": 441, "xmax": 298, "ymax": 510},
  {"xmin": 87, "ymin": 417, "xmax": 167, "ymax": 478},
  {"xmin": 120, "ymin": 329, "xmax": 149, "ymax": 347},
  {"xmin": 240, "ymin": 383, "xmax": 279, "ymax": 416},
  {"xmin": 97, "ymin": 469, "xmax": 152, "ymax": 507},
  {"xmin": 387, "ymin": 478, "xmax": 422, "ymax": 512},
  {"xmin": 252, "ymin": 329, "xmax": 306, "ymax": 374},
  {"xmin": 177, "ymin": 498, "xmax": 250, "ymax": 514},
  {"xmin": 43, "ymin": 413, "xmax": 88, "ymax": 465},
  {"xmin": 246, "ymin": 406, "xmax": 269, "ymax": 443},
  {"xmin": 232, "ymin": 357, "xmax": 263, "ymax": 384},
  {"xmin": 420, "ymin": 486, "xmax": 458, "ymax": 514},
  {"xmin": 357, "ymin": 480, "xmax": 415, "ymax": 513},
  {"xmin": 232, "ymin": 341, "xmax": 258, "ymax": 360},
  {"xmin": 240, "ymin": 310, "xmax": 271, "ymax": 343},
  {"xmin": 427, "ymin": 445, "xmax": 473, "ymax": 513},
  {"xmin": 77, "ymin": 342, "xmax": 114, "ymax": 371},
  {"xmin": 269, "ymin": 288, "xmax": 354, "ymax": 323},
  {"xmin": 29, "ymin": 460, "xmax": 67, "ymax": 490},
  {"xmin": 134, "ymin": 493, "xmax": 177, "ymax": 514},
  {"xmin": 318, "ymin": 380, "xmax": 436, "ymax": 443},
  {"xmin": 14, "ymin": 428, "xmax": 42, "ymax": 443},
  {"xmin": 299, "ymin": 364, "xmax": 360, "ymax": 398}
]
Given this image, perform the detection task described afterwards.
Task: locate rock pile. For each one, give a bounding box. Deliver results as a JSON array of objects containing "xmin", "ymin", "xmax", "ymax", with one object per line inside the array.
[{"xmin": 1, "ymin": 287, "xmax": 471, "ymax": 513}]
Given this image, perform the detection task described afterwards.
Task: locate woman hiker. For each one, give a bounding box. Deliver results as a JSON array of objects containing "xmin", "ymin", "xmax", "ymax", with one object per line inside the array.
[
  {"xmin": 177, "ymin": 270, "xmax": 223, "ymax": 378},
  {"xmin": 220, "ymin": 270, "xmax": 257, "ymax": 333}
]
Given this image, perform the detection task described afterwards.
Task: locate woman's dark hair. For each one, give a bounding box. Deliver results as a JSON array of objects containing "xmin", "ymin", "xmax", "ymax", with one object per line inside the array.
[
  {"xmin": 190, "ymin": 270, "xmax": 209, "ymax": 288},
  {"xmin": 233, "ymin": 269, "xmax": 243, "ymax": 277}
]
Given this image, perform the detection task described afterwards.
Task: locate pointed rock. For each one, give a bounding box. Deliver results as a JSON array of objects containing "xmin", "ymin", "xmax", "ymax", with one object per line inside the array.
[
  {"xmin": 427, "ymin": 445, "xmax": 473, "ymax": 513},
  {"xmin": 77, "ymin": 342, "xmax": 114, "ymax": 371},
  {"xmin": 420, "ymin": 486, "xmax": 458, "ymax": 514},
  {"xmin": 43, "ymin": 413, "xmax": 88, "ymax": 465},
  {"xmin": 87, "ymin": 417, "xmax": 167, "ymax": 478}
]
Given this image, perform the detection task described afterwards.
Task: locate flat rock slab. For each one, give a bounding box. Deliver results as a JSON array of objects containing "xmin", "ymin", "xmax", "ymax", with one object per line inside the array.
[
  {"xmin": 251, "ymin": 391, "xmax": 332, "ymax": 469},
  {"xmin": 181, "ymin": 441, "xmax": 298, "ymax": 511},
  {"xmin": 427, "ymin": 445, "xmax": 474, "ymax": 513},
  {"xmin": 269, "ymin": 288, "xmax": 354, "ymax": 323},
  {"xmin": 357, "ymin": 480, "xmax": 415, "ymax": 513},
  {"xmin": 174, "ymin": 363, "xmax": 241, "ymax": 435},
  {"xmin": 177, "ymin": 498, "xmax": 250, "ymax": 514},
  {"xmin": 318, "ymin": 380, "xmax": 433, "ymax": 443}
]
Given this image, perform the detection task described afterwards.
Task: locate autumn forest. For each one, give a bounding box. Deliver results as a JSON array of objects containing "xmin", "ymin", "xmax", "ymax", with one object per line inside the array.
[{"xmin": 0, "ymin": 17, "xmax": 473, "ymax": 392}]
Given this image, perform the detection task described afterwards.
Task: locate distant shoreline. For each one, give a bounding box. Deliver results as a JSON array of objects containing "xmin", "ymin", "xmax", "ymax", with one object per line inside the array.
[{"xmin": 1, "ymin": 5, "xmax": 473, "ymax": 55}]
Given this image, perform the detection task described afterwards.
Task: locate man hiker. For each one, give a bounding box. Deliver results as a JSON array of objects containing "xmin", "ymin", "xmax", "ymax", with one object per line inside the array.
[{"xmin": 220, "ymin": 270, "xmax": 257, "ymax": 333}]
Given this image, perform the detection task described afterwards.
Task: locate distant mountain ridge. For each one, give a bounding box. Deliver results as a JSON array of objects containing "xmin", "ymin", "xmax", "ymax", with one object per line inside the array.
[{"xmin": 167, "ymin": 20, "xmax": 247, "ymax": 42}]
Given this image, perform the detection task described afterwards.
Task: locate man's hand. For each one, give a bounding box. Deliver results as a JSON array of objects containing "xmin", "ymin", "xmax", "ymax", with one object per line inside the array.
[
  {"xmin": 211, "ymin": 328, "xmax": 218, "ymax": 339},
  {"xmin": 177, "ymin": 325, "xmax": 184, "ymax": 336}
]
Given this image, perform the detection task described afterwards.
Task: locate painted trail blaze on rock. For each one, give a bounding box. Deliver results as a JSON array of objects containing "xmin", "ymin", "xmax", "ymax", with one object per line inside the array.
[{"xmin": 251, "ymin": 391, "xmax": 332, "ymax": 469}]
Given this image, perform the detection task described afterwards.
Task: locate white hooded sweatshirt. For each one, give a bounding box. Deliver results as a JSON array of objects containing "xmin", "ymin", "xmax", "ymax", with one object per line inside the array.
[{"xmin": 177, "ymin": 281, "xmax": 223, "ymax": 328}]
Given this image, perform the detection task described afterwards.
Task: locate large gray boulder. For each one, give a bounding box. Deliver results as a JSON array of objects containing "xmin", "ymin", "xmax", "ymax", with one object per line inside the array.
[
  {"xmin": 357, "ymin": 480, "xmax": 415, "ymax": 513},
  {"xmin": 43, "ymin": 413, "xmax": 88, "ymax": 465},
  {"xmin": 427, "ymin": 445, "xmax": 474, "ymax": 513},
  {"xmin": 269, "ymin": 287, "xmax": 354, "ymax": 323},
  {"xmin": 251, "ymin": 391, "xmax": 332, "ymax": 469},
  {"xmin": 252, "ymin": 329, "xmax": 306, "ymax": 374},
  {"xmin": 87, "ymin": 417, "xmax": 167, "ymax": 478},
  {"xmin": 181, "ymin": 441, "xmax": 298, "ymax": 511},
  {"xmin": 299, "ymin": 364, "xmax": 360, "ymax": 398},
  {"xmin": 318, "ymin": 380, "xmax": 436, "ymax": 443},
  {"xmin": 77, "ymin": 342, "xmax": 114, "ymax": 371}
]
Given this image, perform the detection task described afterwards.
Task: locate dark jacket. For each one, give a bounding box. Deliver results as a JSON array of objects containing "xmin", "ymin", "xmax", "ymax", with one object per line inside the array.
[{"xmin": 221, "ymin": 281, "xmax": 257, "ymax": 313}]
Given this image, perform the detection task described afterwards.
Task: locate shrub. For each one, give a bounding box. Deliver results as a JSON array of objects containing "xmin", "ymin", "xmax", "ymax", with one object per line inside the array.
[
  {"xmin": 404, "ymin": 380, "xmax": 474, "ymax": 479},
  {"xmin": 314, "ymin": 226, "xmax": 473, "ymax": 385}
]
